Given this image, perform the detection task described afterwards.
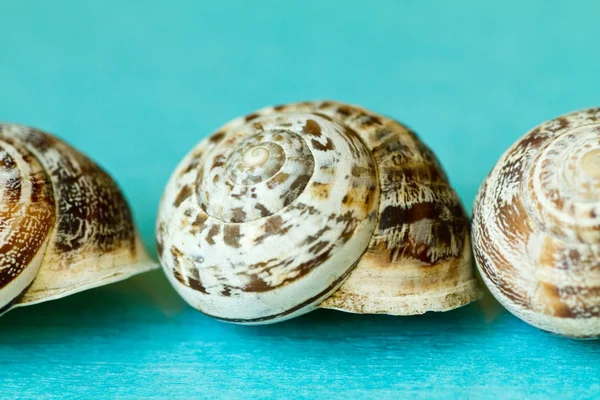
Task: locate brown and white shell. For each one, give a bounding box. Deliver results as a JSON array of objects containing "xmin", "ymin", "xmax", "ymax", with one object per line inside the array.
[
  {"xmin": 0, "ymin": 124, "xmax": 157, "ymax": 314},
  {"xmin": 473, "ymin": 108, "xmax": 600, "ymax": 338},
  {"xmin": 157, "ymin": 101, "xmax": 481, "ymax": 324}
]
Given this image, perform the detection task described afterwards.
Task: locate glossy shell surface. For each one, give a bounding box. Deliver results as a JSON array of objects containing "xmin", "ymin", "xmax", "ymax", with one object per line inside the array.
[
  {"xmin": 158, "ymin": 101, "xmax": 480, "ymax": 324},
  {"xmin": 473, "ymin": 108, "xmax": 600, "ymax": 338},
  {"xmin": 0, "ymin": 124, "xmax": 157, "ymax": 313}
]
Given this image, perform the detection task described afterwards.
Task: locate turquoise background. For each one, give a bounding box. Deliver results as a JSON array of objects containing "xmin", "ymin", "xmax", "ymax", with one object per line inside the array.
[{"xmin": 1, "ymin": 0, "xmax": 600, "ymax": 398}]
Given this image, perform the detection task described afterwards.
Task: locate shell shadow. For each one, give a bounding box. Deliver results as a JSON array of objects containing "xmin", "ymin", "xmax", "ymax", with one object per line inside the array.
[
  {"xmin": 0, "ymin": 269, "xmax": 187, "ymax": 343},
  {"xmin": 231, "ymin": 289, "xmax": 599, "ymax": 349},
  {"xmin": 227, "ymin": 290, "xmax": 506, "ymax": 341},
  {"xmin": 2, "ymin": 275, "xmax": 598, "ymax": 350}
]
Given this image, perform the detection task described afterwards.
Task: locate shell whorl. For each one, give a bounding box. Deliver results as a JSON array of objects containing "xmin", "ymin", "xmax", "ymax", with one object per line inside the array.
[
  {"xmin": 473, "ymin": 108, "xmax": 600, "ymax": 338},
  {"xmin": 158, "ymin": 101, "xmax": 480, "ymax": 323},
  {"xmin": 158, "ymin": 108, "xmax": 380, "ymax": 323},
  {"xmin": 0, "ymin": 124, "xmax": 156, "ymax": 313},
  {"xmin": 0, "ymin": 137, "xmax": 54, "ymax": 311},
  {"xmin": 523, "ymin": 124, "xmax": 600, "ymax": 244},
  {"xmin": 198, "ymin": 128, "xmax": 316, "ymax": 223}
]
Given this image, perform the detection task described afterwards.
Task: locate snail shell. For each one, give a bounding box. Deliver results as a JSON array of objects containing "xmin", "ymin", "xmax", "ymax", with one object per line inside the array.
[
  {"xmin": 157, "ymin": 101, "xmax": 481, "ymax": 324},
  {"xmin": 473, "ymin": 108, "xmax": 600, "ymax": 338},
  {"xmin": 0, "ymin": 124, "xmax": 157, "ymax": 314}
]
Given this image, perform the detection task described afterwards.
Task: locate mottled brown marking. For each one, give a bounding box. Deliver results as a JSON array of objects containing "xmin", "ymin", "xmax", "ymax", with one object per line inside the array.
[
  {"xmin": 188, "ymin": 276, "xmax": 208, "ymax": 294},
  {"xmin": 548, "ymin": 116, "xmax": 570, "ymax": 132},
  {"xmin": 245, "ymin": 113, "xmax": 260, "ymax": 122},
  {"xmin": 390, "ymin": 218, "xmax": 467, "ymax": 264},
  {"xmin": 379, "ymin": 202, "xmax": 462, "ymax": 230},
  {"xmin": 302, "ymin": 119, "xmax": 322, "ymax": 137},
  {"xmin": 6, "ymin": 129, "xmax": 131, "ymax": 260},
  {"xmin": 33, "ymin": 135, "xmax": 138, "ymax": 254},
  {"xmin": 311, "ymin": 138, "xmax": 336, "ymax": 152},
  {"xmin": 2, "ymin": 176, "xmax": 21, "ymax": 208},
  {"xmin": 211, "ymin": 155, "xmax": 226, "ymax": 170},
  {"xmin": 351, "ymin": 165, "xmax": 371, "ymax": 177},
  {"xmin": 301, "ymin": 226, "xmax": 331, "ymax": 245},
  {"xmin": 313, "ymin": 112, "xmax": 333, "ymax": 122},
  {"xmin": 19, "ymin": 127, "xmax": 56, "ymax": 152},
  {"xmin": 535, "ymin": 283, "xmax": 573, "ymax": 318},
  {"xmin": 180, "ymin": 153, "xmax": 202, "ymax": 176},
  {"xmin": 266, "ymin": 172, "xmax": 289, "ymax": 189},
  {"xmin": 337, "ymin": 106, "xmax": 352, "ymax": 117},
  {"xmin": 290, "ymin": 202, "xmax": 319, "ymax": 216},
  {"xmin": 293, "ymin": 246, "xmax": 335, "ymax": 278},
  {"xmin": 209, "ymin": 132, "xmax": 226, "ymax": 143},
  {"xmin": 289, "ymin": 174, "xmax": 311, "ymax": 194},
  {"xmin": 360, "ymin": 114, "xmax": 382, "ymax": 126},
  {"xmin": 473, "ymin": 218, "xmax": 526, "ymax": 306},
  {"xmin": 309, "ymin": 241, "xmax": 329, "ymax": 254},
  {"xmin": 254, "ymin": 215, "xmax": 292, "ymax": 244},
  {"xmin": 264, "ymin": 216, "xmax": 284, "ymax": 234},
  {"xmin": 206, "ymin": 225, "xmax": 220, "ymax": 245},
  {"xmin": 386, "ymin": 164, "xmax": 446, "ymax": 185},
  {"xmin": 340, "ymin": 126, "xmax": 365, "ymax": 158},
  {"xmin": 230, "ymin": 207, "xmax": 247, "ymax": 223},
  {"xmin": 0, "ymin": 164, "xmax": 55, "ymax": 289},
  {"xmin": 255, "ymin": 203, "xmax": 271, "ymax": 217},
  {"xmin": 310, "ymin": 182, "xmax": 330, "ymax": 199},
  {"xmin": 172, "ymin": 259, "xmax": 209, "ymax": 295},
  {"xmin": 224, "ymin": 225, "xmax": 242, "ymax": 248},
  {"xmin": 518, "ymin": 130, "xmax": 547, "ymax": 150},
  {"xmin": 538, "ymin": 236, "xmax": 562, "ymax": 269},
  {"xmin": 172, "ymin": 268, "xmax": 184, "ymax": 283},
  {"xmin": 207, "ymin": 268, "xmax": 355, "ymax": 323},
  {"xmin": 0, "ymin": 152, "xmax": 16, "ymax": 169},
  {"xmin": 568, "ymin": 249, "xmax": 581, "ymax": 264},
  {"xmin": 364, "ymin": 191, "xmax": 375, "ymax": 214},
  {"xmin": 372, "ymin": 137, "xmax": 412, "ymax": 159},
  {"xmin": 375, "ymin": 128, "xmax": 393, "ymax": 141},
  {"xmin": 170, "ymin": 247, "xmax": 184, "ymax": 271},
  {"xmin": 245, "ymin": 241, "xmax": 337, "ymax": 293},
  {"xmin": 334, "ymin": 211, "xmax": 360, "ymax": 243},
  {"xmin": 174, "ymin": 185, "xmax": 193, "ymax": 207},
  {"xmin": 191, "ymin": 213, "xmax": 208, "ymax": 233}
]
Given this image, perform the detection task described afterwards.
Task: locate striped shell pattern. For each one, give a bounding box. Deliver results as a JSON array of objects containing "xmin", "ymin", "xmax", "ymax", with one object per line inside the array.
[
  {"xmin": 0, "ymin": 124, "xmax": 156, "ymax": 314},
  {"xmin": 473, "ymin": 108, "xmax": 600, "ymax": 338},
  {"xmin": 157, "ymin": 101, "xmax": 481, "ymax": 324}
]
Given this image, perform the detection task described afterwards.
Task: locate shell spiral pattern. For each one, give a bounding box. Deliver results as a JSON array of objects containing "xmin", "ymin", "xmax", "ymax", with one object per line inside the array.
[
  {"xmin": 0, "ymin": 124, "xmax": 157, "ymax": 313},
  {"xmin": 473, "ymin": 108, "xmax": 600, "ymax": 338},
  {"xmin": 158, "ymin": 101, "xmax": 481, "ymax": 324}
]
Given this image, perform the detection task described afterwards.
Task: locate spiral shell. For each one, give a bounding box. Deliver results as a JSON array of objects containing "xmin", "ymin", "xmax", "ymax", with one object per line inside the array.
[
  {"xmin": 0, "ymin": 124, "xmax": 157, "ymax": 313},
  {"xmin": 473, "ymin": 108, "xmax": 600, "ymax": 338},
  {"xmin": 157, "ymin": 101, "xmax": 481, "ymax": 324}
]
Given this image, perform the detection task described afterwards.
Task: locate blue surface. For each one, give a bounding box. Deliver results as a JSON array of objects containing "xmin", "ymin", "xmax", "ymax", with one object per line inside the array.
[{"xmin": 1, "ymin": 1, "xmax": 600, "ymax": 398}]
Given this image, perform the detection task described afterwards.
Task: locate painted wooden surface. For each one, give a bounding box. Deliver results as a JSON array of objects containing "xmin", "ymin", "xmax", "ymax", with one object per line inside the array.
[{"xmin": 1, "ymin": 0, "xmax": 600, "ymax": 398}]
